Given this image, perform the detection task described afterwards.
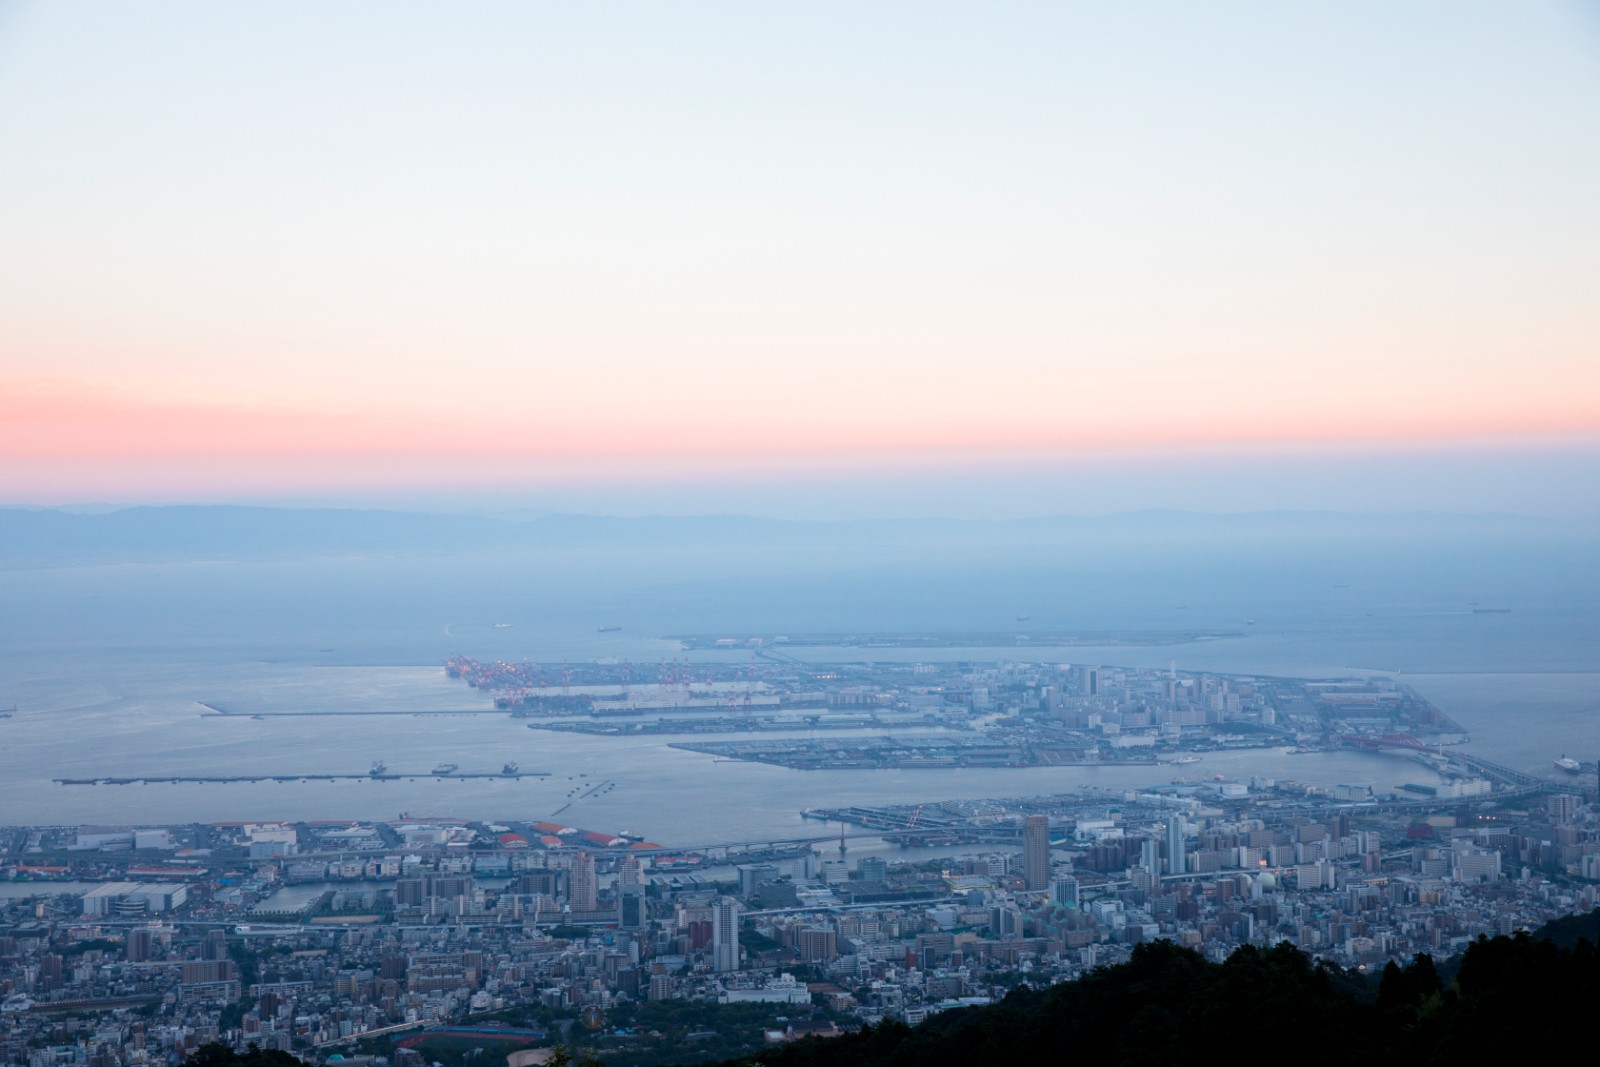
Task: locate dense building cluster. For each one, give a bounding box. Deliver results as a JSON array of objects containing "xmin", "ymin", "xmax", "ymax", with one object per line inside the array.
[{"xmin": 3, "ymin": 782, "xmax": 1599, "ymax": 1066}]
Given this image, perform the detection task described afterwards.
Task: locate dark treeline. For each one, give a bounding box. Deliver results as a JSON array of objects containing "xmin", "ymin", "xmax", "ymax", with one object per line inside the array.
[
  {"xmin": 711, "ymin": 923, "xmax": 1600, "ymax": 1067},
  {"xmin": 181, "ymin": 919, "xmax": 1599, "ymax": 1067}
]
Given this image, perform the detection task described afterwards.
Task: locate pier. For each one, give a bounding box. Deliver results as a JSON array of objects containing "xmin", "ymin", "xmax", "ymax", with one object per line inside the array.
[{"xmin": 54, "ymin": 771, "xmax": 550, "ymax": 786}]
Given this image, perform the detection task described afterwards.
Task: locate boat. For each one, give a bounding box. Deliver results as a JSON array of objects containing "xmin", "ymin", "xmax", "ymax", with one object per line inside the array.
[
  {"xmin": 1473, "ymin": 608, "xmax": 1511, "ymax": 614},
  {"xmin": 502, "ymin": 761, "xmax": 519, "ymax": 775},
  {"xmin": 1555, "ymin": 755, "xmax": 1581, "ymax": 774},
  {"xmin": 494, "ymin": 622, "xmax": 512, "ymax": 628},
  {"xmin": 598, "ymin": 625, "xmax": 622, "ymax": 633},
  {"xmin": 1172, "ymin": 756, "xmax": 1202, "ymax": 765},
  {"xmin": 431, "ymin": 763, "xmax": 459, "ymax": 775},
  {"xmin": 370, "ymin": 760, "xmax": 387, "ymax": 776},
  {"xmin": 1015, "ymin": 615, "xmax": 1031, "ymax": 622}
]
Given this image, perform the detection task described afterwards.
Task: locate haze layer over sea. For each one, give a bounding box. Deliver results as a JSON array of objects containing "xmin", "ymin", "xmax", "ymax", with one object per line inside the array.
[{"xmin": 1, "ymin": 507, "xmax": 1596, "ymax": 843}]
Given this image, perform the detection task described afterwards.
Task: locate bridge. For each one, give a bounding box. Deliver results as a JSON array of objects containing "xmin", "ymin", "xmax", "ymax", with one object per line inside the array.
[{"xmin": 1337, "ymin": 734, "xmax": 1587, "ymax": 796}]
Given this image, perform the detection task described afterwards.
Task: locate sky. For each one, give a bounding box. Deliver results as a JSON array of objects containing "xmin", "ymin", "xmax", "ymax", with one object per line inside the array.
[{"xmin": 1, "ymin": 1, "xmax": 1597, "ymax": 517}]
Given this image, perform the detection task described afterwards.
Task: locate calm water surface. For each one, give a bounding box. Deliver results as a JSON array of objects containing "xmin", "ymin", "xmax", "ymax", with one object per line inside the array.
[{"xmin": 0, "ymin": 547, "xmax": 1595, "ymax": 842}]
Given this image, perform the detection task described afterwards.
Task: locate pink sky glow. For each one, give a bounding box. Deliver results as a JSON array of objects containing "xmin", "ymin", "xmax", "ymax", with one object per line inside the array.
[{"xmin": 2, "ymin": 3, "xmax": 1597, "ymax": 512}]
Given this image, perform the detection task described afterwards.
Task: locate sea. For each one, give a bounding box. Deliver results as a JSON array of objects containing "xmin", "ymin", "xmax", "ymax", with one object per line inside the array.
[{"xmin": 0, "ymin": 533, "xmax": 1596, "ymax": 848}]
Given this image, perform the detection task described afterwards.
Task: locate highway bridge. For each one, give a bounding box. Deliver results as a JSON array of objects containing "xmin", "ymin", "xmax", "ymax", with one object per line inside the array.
[{"xmin": 1338, "ymin": 734, "xmax": 1586, "ymax": 795}]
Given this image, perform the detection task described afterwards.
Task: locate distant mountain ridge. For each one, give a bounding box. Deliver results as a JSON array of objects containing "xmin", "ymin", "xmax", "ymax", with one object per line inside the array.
[{"xmin": 0, "ymin": 504, "xmax": 1594, "ymax": 567}]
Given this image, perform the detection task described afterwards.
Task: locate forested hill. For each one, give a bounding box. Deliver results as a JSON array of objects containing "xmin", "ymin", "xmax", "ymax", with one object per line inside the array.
[{"xmin": 714, "ymin": 922, "xmax": 1600, "ymax": 1067}]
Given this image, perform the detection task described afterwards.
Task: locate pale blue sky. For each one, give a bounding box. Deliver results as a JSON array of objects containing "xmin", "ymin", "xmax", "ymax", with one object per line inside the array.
[{"xmin": 0, "ymin": 2, "xmax": 1596, "ymax": 515}]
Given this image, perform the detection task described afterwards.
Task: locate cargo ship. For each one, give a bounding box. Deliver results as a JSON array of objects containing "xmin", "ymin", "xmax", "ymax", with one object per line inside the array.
[
  {"xmin": 597, "ymin": 625, "xmax": 622, "ymax": 633},
  {"xmin": 1555, "ymin": 755, "xmax": 1581, "ymax": 774},
  {"xmin": 431, "ymin": 763, "xmax": 459, "ymax": 775}
]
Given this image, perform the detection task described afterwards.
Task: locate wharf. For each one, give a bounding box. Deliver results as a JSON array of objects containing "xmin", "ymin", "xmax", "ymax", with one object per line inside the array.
[
  {"xmin": 200, "ymin": 703, "xmax": 499, "ymax": 718},
  {"xmin": 54, "ymin": 771, "xmax": 550, "ymax": 786},
  {"xmin": 670, "ymin": 736, "xmax": 1164, "ymax": 770},
  {"xmin": 528, "ymin": 713, "xmax": 958, "ymax": 736}
]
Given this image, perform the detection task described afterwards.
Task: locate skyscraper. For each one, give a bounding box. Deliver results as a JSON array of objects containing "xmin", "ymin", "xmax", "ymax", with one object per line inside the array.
[
  {"xmin": 712, "ymin": 897, "xmax": 740, "ymax": 972},
  {"xmin": 1022, "ymin": 814, "xmax": 1050, "ymax": 891},
  {"xmin": 125, "ymin": 927, "xmax": 155, "ymax": 963},
  {"xmin": 618, "ymin": 851, "xmax": 646, "ymax": 927},
  {"xmin": 1080, "ymin": 666, "xmax": 1101, "ymax": 697},
  {"xmin": 1166, "ymin": 814, "xmax": 1186, "ymax": 876},
  {"xmin": 618, "ymin": 885, "xmax": 646, "ymax": 928},
  {"xmin": 203, "ymin": 929, "xmax": 228, "ymax": 961},
  {"xmin": 569, "ymin": 851, "xmax": 597, "ymax": 911}
]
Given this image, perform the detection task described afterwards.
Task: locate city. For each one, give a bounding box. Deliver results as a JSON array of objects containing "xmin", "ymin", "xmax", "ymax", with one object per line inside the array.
[
  {"xmin": 3, "ymin": 655, "xmax": 1596, "ymax": 1066},
  {"xmin": 3, "ymin": 1, "xmax": 1598, "ymax": 1063}
]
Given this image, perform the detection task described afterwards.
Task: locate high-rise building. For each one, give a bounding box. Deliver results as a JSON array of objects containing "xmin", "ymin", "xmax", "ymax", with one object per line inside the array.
[
  {"xmin": 618, "ymin": 886, "xmax": 646, "ymax": 928},
  {"xmin": 856, "ymin": 856, "xmax": 888, "ymax": 882},
  {"xmin": 1080, "ymin": 666, "xmax": 1101, "ymax": 697},
  {"xmin": 569, "ymin": 851, "xmax": 597, "ymax": 911},
  {"xmin": 989, "ymin": 903, "xmax": 1023, "ymax": 939},
  {"xmin": 1051, "ymin": 873, "xmax": 1080, "ymax": 908},
  {"xmin": 203, "ymin": 929, "xmax": 228, "ymax": 961},
  {"xmin": 798, "ymin": 926, "xmax": 837, "ymax": 961},
  {"xmin": 125, "ymin": 927, "xmax": 155, "ymax": 963},
  {"xmin": 1166, "ymin": 814, "xmax": 1186, "ymax": 876},
  {"xmin": 712, "ymin": 897, "xmax": 740, "ymax": 972},
  {"xmin": 1022, "ymin": 815, "xmax": 1050, "ymax": 891}
]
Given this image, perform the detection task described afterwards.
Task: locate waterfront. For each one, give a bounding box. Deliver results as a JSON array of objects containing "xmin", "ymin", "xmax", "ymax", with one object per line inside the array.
[
  {"xmin": 1, "ymin": 546, "xmax": 1596, "ymax": 842},
  {"xmin": 0, "ymin": 657, "xmax": 1592, "ymax": 843}
]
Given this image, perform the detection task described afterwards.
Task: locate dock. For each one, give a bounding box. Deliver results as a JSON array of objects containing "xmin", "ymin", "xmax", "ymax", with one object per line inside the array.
[
  {"xmin": 200, "ymin": 703, "xmax": 501, "ymax": 718},
  {"xmin": 54, "ymin": 771, "xmax": 550, "ymax": 786}
]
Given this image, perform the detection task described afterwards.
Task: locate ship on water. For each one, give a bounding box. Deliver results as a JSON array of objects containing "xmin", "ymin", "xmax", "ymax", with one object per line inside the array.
[
  {"xmin": 1555, "ymin": 755, "xmax": 1581, "ymax": 774},
  {"xmin": 369, "ymin": 760, "xmax": 387, "ymax": 776},
  {"xmin": 597, "ymin": 625, "xmax": 621, "ymax": 632},
  {"xmin": 501, "ymin": 761, "xmax": 519, "ymax": 775},
  {"xmin": 431, "ymin": 762, "xmax": 459, "ymax": 775}
]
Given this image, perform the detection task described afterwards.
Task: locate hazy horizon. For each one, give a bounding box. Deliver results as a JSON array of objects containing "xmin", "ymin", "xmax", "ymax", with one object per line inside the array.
[{"xmin": 5, "ymin": 439, "xmax": 1600, "ymax": 521}]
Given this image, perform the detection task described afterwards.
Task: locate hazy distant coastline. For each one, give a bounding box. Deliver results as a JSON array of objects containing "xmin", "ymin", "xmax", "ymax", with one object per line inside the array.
[{"xmin": 3, "ymin": 504, "xmax": 1595, "ymax": 568}]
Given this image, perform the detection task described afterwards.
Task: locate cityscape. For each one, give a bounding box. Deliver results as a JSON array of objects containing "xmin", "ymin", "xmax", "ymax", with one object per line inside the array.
[
  {"xmin": 3, "ymin": 655, "xmax": 1597, "ymax": 1066},
  {"xmin": 3, "ymin": 1, "xmax": 1598, "ymax": 1063}
]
